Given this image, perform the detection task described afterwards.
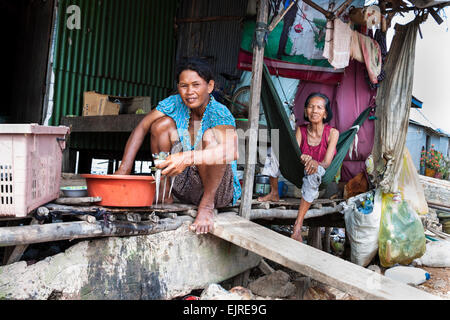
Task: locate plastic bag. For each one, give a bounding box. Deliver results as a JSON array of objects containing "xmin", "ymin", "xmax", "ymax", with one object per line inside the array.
[
  {"xmin": 397, "ymin": 148, "xmax": 428, "ymax": 215},
  {"xmin": 378, "ymin": 193, "xmax": 426, "ymax": 267},
  {"xmin": 343, "ymin": 189, "xmax": 381, "ymax": 267},
  {"xmin": 413, "ymin": 241, "xmax": 450, "ymax": 268}
]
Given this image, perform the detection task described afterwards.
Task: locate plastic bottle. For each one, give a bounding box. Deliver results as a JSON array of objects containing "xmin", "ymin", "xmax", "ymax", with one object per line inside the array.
[{"xmin": 384, "ymin": 266, "xmax": 430, "ymax": 285}]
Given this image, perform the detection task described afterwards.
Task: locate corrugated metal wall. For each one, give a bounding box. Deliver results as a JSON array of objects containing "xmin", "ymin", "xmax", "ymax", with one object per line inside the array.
[
  {"xmin": 50, "ymin": 0, "xmax": 179, "ymax": 126},
  {"xmin": 175, "ymin": 0, "xmax": 249, "ymax": 90}
]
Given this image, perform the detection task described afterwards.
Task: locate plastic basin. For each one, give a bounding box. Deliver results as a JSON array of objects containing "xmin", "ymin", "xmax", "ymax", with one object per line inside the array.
[{"xmin": 81, "ymin": 174, "xmax": 155, "ymax": 207}]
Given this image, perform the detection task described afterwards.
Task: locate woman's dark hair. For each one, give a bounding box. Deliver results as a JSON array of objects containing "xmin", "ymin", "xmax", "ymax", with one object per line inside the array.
[
  {"xmin": 303, "ymin": 92, "xmax": 333, "ymax": 123},
  {"xmin": 175, "ymin": 57, "xmax": 215, "ymax": 84}
]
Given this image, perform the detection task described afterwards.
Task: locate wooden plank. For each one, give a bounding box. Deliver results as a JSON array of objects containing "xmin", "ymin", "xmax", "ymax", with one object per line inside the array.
[
  {"xmin": 239, "ymin": 0, "xmax": 269, "ymax": 220},
  {"xmin": 55, "ymin": 197, "xmax": 102, "ymax": 205},
  {"xmin": 258, "ymin": 258, "xmax": 275, "ymax": 275},
  {"xmin": 212, "ymin": 213, "xmax": 440, "ymax": 300}
]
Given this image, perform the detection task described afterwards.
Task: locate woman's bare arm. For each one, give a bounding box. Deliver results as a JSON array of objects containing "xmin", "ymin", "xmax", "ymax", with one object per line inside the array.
[
  {"xmin": 156, "ymin": 125, "xmax": 238, "ymax": 176},
  {"xmin": 295, "ymin": 126, "xmax": 302, "ymax": 148},
  {"xmin": 115, "ymin": 109, "xmax": 166, "ymax": 175},
  {"xmin": 319, "ymin": 128, "xmax": 339, "ymax": 169}
]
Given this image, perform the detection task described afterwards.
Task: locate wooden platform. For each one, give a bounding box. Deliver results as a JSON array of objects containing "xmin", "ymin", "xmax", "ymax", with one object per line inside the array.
[{"xmin": 212, "ymin": 213, "xmax": 440, "ymax": 300}]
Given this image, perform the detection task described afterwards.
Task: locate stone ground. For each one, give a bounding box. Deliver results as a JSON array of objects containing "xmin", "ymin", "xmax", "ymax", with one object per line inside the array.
[
  {"xmin": 414, "ymin": 267, "xmax": 450, "ymax": 299},
  {"xmin": 211, "ymin": 255, "xmax": 450, "ymax": 300},
  {"xmin": 204, "ymin": 226, "xmax": 450, "ymax": 300}
]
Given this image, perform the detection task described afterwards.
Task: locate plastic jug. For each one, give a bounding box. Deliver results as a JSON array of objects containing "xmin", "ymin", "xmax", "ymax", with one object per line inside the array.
[{"xmin": 384, "ymin": 266, "xmax": 430, "ymax": 285}]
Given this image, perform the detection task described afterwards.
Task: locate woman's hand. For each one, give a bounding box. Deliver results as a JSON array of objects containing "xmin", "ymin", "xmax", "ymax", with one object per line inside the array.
[
  {"xmin": 301, "ymin": 154, "xmax": 319, "ymax": 175},
  {"xmin": 114, "ymin": 167, "xmax": 129, "ymax": 175},
  {"xmin": 300, "ymin": 154, "xmax": 312, "ymax": 165},
  {"xmin": 156, "ymin": 152, "xmax": 193, "ymax": 176}
]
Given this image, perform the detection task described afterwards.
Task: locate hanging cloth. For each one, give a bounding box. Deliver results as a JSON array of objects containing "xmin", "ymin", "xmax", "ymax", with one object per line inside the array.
[{"xmin": 372, "ymin": 20, "xmax": 419, "ymax": 193}]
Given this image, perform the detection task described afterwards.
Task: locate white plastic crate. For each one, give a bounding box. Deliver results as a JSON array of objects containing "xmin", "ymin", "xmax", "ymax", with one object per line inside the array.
[{"xmin": 0, "ymin": 124, "xmax": 70, "ymax": 217}]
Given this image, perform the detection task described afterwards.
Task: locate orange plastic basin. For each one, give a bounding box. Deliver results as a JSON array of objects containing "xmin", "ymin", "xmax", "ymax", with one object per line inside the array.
[{"xmin": 81, "ymin": 174, "xmax": 155, "ymax": 207}]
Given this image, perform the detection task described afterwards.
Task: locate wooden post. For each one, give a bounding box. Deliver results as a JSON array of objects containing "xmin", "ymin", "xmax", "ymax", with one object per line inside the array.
[
  {"xmin": 3, "ymin": 218, "xmax": 42, "ymax": 265},
  {"xmin": 0, "ymin": 217, "xmax": 192, "ymax": 247},
  {"xmin": 307, "ymin": 227, "xmax": 322, "ymax": 250},
  {"xmin": 239, "ymin": 0, "xmax": 269, "ymax": 220}
]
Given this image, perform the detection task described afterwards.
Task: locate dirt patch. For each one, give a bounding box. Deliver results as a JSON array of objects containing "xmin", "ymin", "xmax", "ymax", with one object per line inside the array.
[{"xmin": 414, "ymin": 267, "xmax": 450, "ymax": 299}]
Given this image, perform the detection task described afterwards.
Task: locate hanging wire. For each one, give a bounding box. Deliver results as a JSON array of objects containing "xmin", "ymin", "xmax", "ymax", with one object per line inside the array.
[
  {"xmin": 297, "ymin": 3, "xmax": 334, "ymax": 45},
  {"xmin": 274, "ymin": 68, "xmax": 292, "ymax": 109},
  {"xmin": 416, "ymin": 108, "xmax": 439, "ymax": 130}
]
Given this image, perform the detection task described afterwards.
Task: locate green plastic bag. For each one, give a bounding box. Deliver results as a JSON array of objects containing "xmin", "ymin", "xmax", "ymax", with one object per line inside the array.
[{"xmin": 378, "ymin": 193, "xmax": 426, "ymax": 267}]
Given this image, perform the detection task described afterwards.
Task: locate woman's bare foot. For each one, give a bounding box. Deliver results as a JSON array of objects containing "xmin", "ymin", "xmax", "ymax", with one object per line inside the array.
[
  {"xmin": 189, "ymin": 206, "xmax": 215, "ymax": 234},
  {"xmin": 291, "ymin": 225, "xmax": 303, "ymax": 243},
  {"xmin": 257, "ymin": 191, "xmax": 280, "ymax": 202},
  {"xmin": 291, "ymin": 230, "xmax": 303, "ymax": 243}
]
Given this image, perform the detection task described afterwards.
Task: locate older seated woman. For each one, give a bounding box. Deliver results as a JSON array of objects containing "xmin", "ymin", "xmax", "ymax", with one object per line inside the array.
[
  {"xmin": 291, "ymin": 93, "xmax": 339, "ymax": 243},
  {"xmin": 115, "ymin": 58, "xmax": 241, "ymax": 235}
]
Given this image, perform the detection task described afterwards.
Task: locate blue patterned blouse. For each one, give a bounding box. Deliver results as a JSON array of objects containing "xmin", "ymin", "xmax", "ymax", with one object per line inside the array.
[{"xmin": 156, "ymin": 94, "xmax": 242, "ymax": 205}]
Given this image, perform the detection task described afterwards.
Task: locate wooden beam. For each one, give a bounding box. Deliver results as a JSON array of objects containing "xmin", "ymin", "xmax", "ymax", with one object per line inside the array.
[
  {"xmin": 212, "ymin": 213, "xmax": 440, "ymax": 300},
  {"xmin": 334, "ymin": 0, "xmax": 354, "ymax": 18},
  {"xmin": 0, "ymin": 217, "xmax": 193, "ymax": 247},
  {"xmin": 268, "ymin": 0, "xmax": 297, "ymax": 32},
  {"xmin": 302, "ymin": 0, "xmax": 334, "ymax": 19},
  {"xmin": 248, "ymin": 204, "xmax": 343, "ymax": 220},
  {"xmin": 61, "ymin": 115, "xmax": 263, "ymax": 133},
  {"xmin": 239, "ymin": 0, "xmax": 269, "ymax": 220},
  {"xmin": 4, "ymin": 218, "xmax": 42, "ymax": 265},
  {"xmin": 60, "ymin": 114, "xmax": 146, "ymax": 133}
]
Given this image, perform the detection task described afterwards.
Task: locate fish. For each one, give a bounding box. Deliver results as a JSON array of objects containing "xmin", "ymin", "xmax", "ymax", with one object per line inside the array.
[
  {"xmin": 153, "ymin": 152, "xmax": 169, "ymax": 207},
  {"xmin": 154, "ymin": 164, "xmax": 161, "ymax": 206},
  {"xmin": 168, "ymin": 176, "xmax": 174, "ymax": 199},
  {"xmin": 162, "ymin": 175, "xmax": 167, "ymax": 205}
]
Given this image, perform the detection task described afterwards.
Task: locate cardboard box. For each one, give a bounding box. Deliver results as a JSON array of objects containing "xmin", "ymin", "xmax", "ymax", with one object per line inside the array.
[{"xmin": 83, "ymin": 91, "xmax": 120, "ymax": 116}]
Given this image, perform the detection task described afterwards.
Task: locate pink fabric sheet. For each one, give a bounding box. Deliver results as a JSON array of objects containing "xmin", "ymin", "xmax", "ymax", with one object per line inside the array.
[{"xmin": 293, "ymin": 60, "xmax": 377, "ymax": 182}]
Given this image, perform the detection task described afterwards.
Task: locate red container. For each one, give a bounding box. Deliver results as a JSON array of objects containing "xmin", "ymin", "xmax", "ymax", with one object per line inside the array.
[{"xmin": 81, "ymin": 174, "xmax": 155, "ymax": 207}]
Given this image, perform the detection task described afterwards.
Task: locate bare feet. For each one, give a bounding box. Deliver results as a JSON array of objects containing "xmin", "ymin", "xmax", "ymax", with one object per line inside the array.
[
  {"xmin": 291, "ymin": 232, "xmax": 303, "ymax": 243},
  {"xmin": 189, "ymin": 206, "xmax": 215, "ymax": 234},
  {"xmin": 291, "ymin": 227, "xmax": 303, "ymax": 243},
  {"xmin": 257, "ymin": 192, "xmax": 280, "ymax": 202}
]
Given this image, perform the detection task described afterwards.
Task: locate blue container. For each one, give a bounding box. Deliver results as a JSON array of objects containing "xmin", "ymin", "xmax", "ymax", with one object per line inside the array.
[{"xmin": 278, "ymin": 181, "xmax": 288, "ymax": 198}]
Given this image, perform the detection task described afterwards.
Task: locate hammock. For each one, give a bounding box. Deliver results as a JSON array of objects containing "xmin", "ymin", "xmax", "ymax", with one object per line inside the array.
[{"xmin": 260, "ymin": 63, "xmax": 372, "ymax": 189}]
